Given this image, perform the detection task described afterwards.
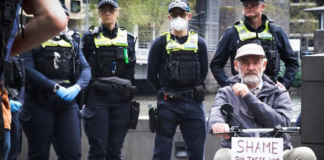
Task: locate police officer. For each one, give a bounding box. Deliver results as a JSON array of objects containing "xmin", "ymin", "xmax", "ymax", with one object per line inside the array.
[
  {"xmin": 81, "ymin": 0, "xmax": 137, "ymax": 159},
  {"xmin": 147, "ymin": 0, "xmax": 209, "ymax": 159},
  {"xmin": 18, "ymin": 4, "xmax": 91, "ymax": 159},
  {"xmin": 0, "ymin": 0, "xmax": 66, "ymax": 159},
  {"xmin": 209, "ymin": 0, "xmax": 299, "ymax": 90},
  {"xmin": 6, "ymin": 56, "xmax": 25, "ymax": 160}
]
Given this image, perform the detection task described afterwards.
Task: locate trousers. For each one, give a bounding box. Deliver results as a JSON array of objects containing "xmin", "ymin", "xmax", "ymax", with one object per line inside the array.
[
  {"xmin": 153, "ymin": 98, "xmax": 207, "ymax": 160},
  {"xmin": 19, "ymin": 95, "xmax": 81, "ymax": 160},
  {"xmin": 82, "ymin": 88, "xmax": 130, "ymax": 160},
  {"xmin": 8, "ymin": 111, "xmax": 22, "ymax": 160}
]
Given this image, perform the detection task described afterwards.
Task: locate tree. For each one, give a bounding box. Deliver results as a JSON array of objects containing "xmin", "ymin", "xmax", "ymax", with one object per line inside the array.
[
  {"xmin": 290, "ymin": 2, "xmax": 318, "ymax": 51},
  {"xmin": 118, "ymin": 0, "xmax": 150, "ymax": 32},
  {"xmin": 80, "ymin": 0, "xmax": 100, "ymax": 29}
]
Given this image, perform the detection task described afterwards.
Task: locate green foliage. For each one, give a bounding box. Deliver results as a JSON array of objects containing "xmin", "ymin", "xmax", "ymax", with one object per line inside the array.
[
  {"xmin": 118, "ymin": 0, "xmax": 150, "ymax": 32},
  {"xmin": 279, "ymin": 61, "xmax": 302, "ymax": 88},
  {"xmin": 290, "ymin": 2, "xmax": 318, "ymax": 39},
  {"xmin": 293, "ymin": 61, "xmax": 302, "ymax": 88},
  {"xmin": 80, "ymin": 0, "xmax": 100, "ymax": 29}
]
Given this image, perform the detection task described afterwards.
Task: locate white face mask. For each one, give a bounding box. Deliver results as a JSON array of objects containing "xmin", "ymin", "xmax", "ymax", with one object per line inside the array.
[{"xmin": 170, "ymin": 16, "xmax": 187, "ymax": 31}]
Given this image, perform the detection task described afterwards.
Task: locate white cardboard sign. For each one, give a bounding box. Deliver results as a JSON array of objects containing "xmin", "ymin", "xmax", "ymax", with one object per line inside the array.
[{"xmin": 231, "ymin": 137, "xmax": 283, "ymax": 160}]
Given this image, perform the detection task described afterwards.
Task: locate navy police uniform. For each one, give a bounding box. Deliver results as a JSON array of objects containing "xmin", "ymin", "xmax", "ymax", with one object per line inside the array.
[
  {"xmin": 210, "ymin": 14, "xmax": 299, "ymax": 89},
  {"xmin": 147, "ymin": 30, "xmax": 209, "ymax": 160},
  {"xmin": 81, "ymin": 23, "xmax": 136, "ymax": 159},
  {"xmin": 18, "ymin": 32, "xmax": 91, "ymax": 160},
  {"xmin": 6, "ymin": 56, "xmax": 25, "ymax": 160}
]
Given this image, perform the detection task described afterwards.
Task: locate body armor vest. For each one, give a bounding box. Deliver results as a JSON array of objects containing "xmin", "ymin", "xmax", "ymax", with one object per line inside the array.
[
  {"xmin": 88, "ymin": 27, "xmax": 133, "ymax": 80},
  {"xmin": 34, "ymin": 34, "xmax": 80, "ymax": 84},
  {"xmin": 0, "ymin": 0, "xmax": 19, "ymax": 77},
  {"xmin": 234, "ymin": 20, "xmax": 280, "ymax": 81},
  {"xmin": 158, "ymin": 31, "xmax": 200, "ymax": 88}
]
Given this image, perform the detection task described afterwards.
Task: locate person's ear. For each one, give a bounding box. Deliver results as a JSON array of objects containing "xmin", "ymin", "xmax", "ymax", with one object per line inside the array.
[
  {"xmin": 234, "ymin": 60, "xmax": 239, "ymax": 72},
  {"xmin": 168, "ymin": 15, "xmax": 172, "ymax": 21},
  {"xmin": 263, "ymin": 60, "xmax": 267, "ymax": 71},
  {"xmin": 187, "ymin": 13, "xmax": 192, "ymax": 20}
]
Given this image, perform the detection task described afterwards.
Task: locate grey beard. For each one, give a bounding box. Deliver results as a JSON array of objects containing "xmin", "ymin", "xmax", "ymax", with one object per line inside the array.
[{"xmin": 243, "ymin": 75, "xmax": 259, "ymax": 86}]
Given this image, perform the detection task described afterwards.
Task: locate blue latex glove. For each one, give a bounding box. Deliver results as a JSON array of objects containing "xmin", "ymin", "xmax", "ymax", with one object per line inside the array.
[
  {"xmin": 61, "ymin": 85, "xmax": 80, "ymax": 101},
  {"xmin": 56, "ymin": 86, "xmax": 68, "ymax": 99},
  {"xmin": 10, "ymin": 100, "xmax": 22, "ymax": 112}
]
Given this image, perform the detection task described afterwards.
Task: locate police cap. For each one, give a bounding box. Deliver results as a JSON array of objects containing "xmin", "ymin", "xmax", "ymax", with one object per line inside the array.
[
  {"xmin": 98, "ymin": 0, "xmax": 118, "ymax": 9},
  {"xmin": 168, "ymin": 0, "xmax": 190, "ymax": 13}
]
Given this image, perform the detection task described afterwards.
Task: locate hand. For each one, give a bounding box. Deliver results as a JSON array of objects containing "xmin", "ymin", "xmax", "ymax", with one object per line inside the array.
[
  {"xmin": 276, "ymin": 81, "xmax": 286, "ymax": 90},
  {"xmin": 10, "ymin": 100, "xmax": 22, "ymax": 112},
  {"xmin": 212, "ymin": 123, "xmax": 230, "ymax": 139},
  {"xmin": 56, "ymin": 86, "xmax": 68, "ymax": 98},
  {"xmin": 232, "ymin": 83, "xmax": 249, "ymax": 97},
  {"xmin": 61, "ymin": 85, "xmax": 81, "ymax": 101}
]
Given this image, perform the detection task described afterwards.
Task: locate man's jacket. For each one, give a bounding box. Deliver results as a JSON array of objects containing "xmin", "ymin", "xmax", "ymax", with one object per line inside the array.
[{"xmin": 208, "ymin": 74, "xmax": 293, "ymax": 149}]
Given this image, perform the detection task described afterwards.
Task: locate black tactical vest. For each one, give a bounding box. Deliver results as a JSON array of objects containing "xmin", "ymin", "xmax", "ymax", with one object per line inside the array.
[
  {"xmin": 88, "ymin": 27, "xmax": 134, "ymax": 80},
  {"xmin": 158, "ymin": 32, "xmax": 201, "ymax": 88},
  {"xmin": 0, "ymin": 0, "xmax": 19, "ymax": 78},
  {"xmin": 33, "ymin": 34, "xmax": 80, "ymax": 84}
]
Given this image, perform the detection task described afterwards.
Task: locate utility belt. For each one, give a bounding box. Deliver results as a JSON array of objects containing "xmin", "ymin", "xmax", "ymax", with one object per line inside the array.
[
  {"xmin": 90, "ymin": 79, "xmax": 137, "ymax": 101},
  {"xmin": 25, "ymin": 80, "xmax": 73, "ymax": 104},
  {"xmin": 157, "ymin": 84, "xmax": 205, "ymax": 102}
]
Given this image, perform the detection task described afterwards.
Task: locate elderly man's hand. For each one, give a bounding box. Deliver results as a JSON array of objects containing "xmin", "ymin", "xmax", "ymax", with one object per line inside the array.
[
  {"xmin": 276, "ymin": 81, "xmax": 286, "ymax": 90},
  {"xmin": 212, "ymin": 123, "xmax": 230, "ymax": 139},
  {"xmin": 232, "ymin": 83, "xmax": 249, "ymax": 97}
]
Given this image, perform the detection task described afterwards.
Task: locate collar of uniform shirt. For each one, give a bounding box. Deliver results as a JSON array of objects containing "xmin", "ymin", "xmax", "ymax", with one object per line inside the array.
[
  {"xmin": 101, "ymin": 23, "xmax": 119, "ymax": 38},
  {"xmin": 241, "ymin": 78, "xmax": 263, "ymax": 95}
]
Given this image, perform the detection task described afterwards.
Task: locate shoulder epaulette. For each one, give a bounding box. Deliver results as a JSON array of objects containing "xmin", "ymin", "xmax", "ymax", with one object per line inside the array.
[
  {"xmin": 127, "ymin": 32, "xmax": 135, "ymax": 39},
  {"xmin": 160, "ymin": 30, "xmax": 169, "ymax": 36},
  {"xmin": 189, "ymin": 30, "xmax": 197, "ymax": 34},
  {"xmin": 92, "ymin": 27, "xmax": 100, "ymax": 36},
  {"xmin": 119, "ymin": 27, "xmax": 126, "ymax": 31},
  {"xmin": 75, "ymin": 31, "xmax": 83, "ymax": 38},
  {"xmin": 88, "ymin": 26, "xmax": 95, "ymax": 31},
  {"xmin": 234, "ymin": 20, "xmax": 241, "ymax": 25}
]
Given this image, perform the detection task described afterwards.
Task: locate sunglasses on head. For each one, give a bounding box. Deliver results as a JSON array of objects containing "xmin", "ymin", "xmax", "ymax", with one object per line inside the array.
[{"xmin": 242, "ymin": 1, "xmax": 261, "ymax": 7}]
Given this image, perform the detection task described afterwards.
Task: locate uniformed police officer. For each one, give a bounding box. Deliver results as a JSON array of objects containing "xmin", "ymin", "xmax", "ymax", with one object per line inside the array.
[
  {"xmin": 6, "ymin": 56, "xmax": 25, "ymax": 160},
  {"xmin": 147, "ymin": 0, "xmax": 209, "ymax": 159},
  {"xmin": 81, "ymin": 0, "xmax": 137, "ymax": 159},
  {"xmin": 209, "ymin": 0, "xmax": 298, "ymax": 90},
  {"xmin": 18, "ymin": 4, "xmax": 91, "ymax": 159},
  {"xmin": 0, "ymin": 0, "xmax": 67, "ymax": 159}
]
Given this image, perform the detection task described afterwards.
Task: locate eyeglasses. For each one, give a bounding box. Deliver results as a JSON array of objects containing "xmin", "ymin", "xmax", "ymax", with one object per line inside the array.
[
  {"xmin": 99, "ymin": 8, "xmax": 117, "ymax": 14},
  {"xmin": 169, "ymin": 12, "xmax": 189, "ymax": 18},
  {"xmin": 242, "ymin": 1, "xmax": 261, "ymax": 7}
]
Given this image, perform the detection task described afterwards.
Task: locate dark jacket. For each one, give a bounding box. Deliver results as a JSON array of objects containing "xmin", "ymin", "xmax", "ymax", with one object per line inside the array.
[
  {"xmin": 147, "ymin": 32, "xmax": 209, "ymax": 92},
  {"xmin": 208, "ymin": 74, "xmax": 293, "ymax": 149},
  {"xmin": 210, "ymin": 14, "xmax": 299, "ymax": 89}
]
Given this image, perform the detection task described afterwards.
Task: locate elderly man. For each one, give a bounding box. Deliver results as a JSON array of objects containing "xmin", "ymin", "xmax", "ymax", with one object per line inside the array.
[{"xmin": 208, "ymin": 43, "xmax": 316, "ymax": 160}]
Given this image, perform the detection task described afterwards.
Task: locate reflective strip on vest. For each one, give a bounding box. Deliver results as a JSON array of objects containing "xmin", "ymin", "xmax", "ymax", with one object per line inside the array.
[
  {"xmin": 94, "ymin": 28, "xmax": 128, "ymax": 48},
  {"xmin": 162, "ymin": 31, "xmax": 198, "ymax": 54},
  {"xmin": 41, "ymin": 39, "xmax": 72, "ymax": 48},
  {"xmin": 234, "ymin": 20, "xmax": 273, "ymax": 41}
]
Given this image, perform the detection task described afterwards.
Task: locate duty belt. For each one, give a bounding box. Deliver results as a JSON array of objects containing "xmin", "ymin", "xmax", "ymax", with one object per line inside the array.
[
  {"xmin": 162, "ymin": 89, "xmax": 194, "ymax": 100},
  {"xmin": 91, "ymin": 80, "xmax": 124, "ymax": 92}
]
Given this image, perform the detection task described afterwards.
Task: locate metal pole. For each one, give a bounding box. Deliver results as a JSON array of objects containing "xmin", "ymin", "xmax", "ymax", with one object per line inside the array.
[
  {"xmin": 86, "ymin": 0, "xmax": 89, "ymax": 30},
  {"xmin": 320, "ymin": 13, "xmax": 324, "ymax": 30}
]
